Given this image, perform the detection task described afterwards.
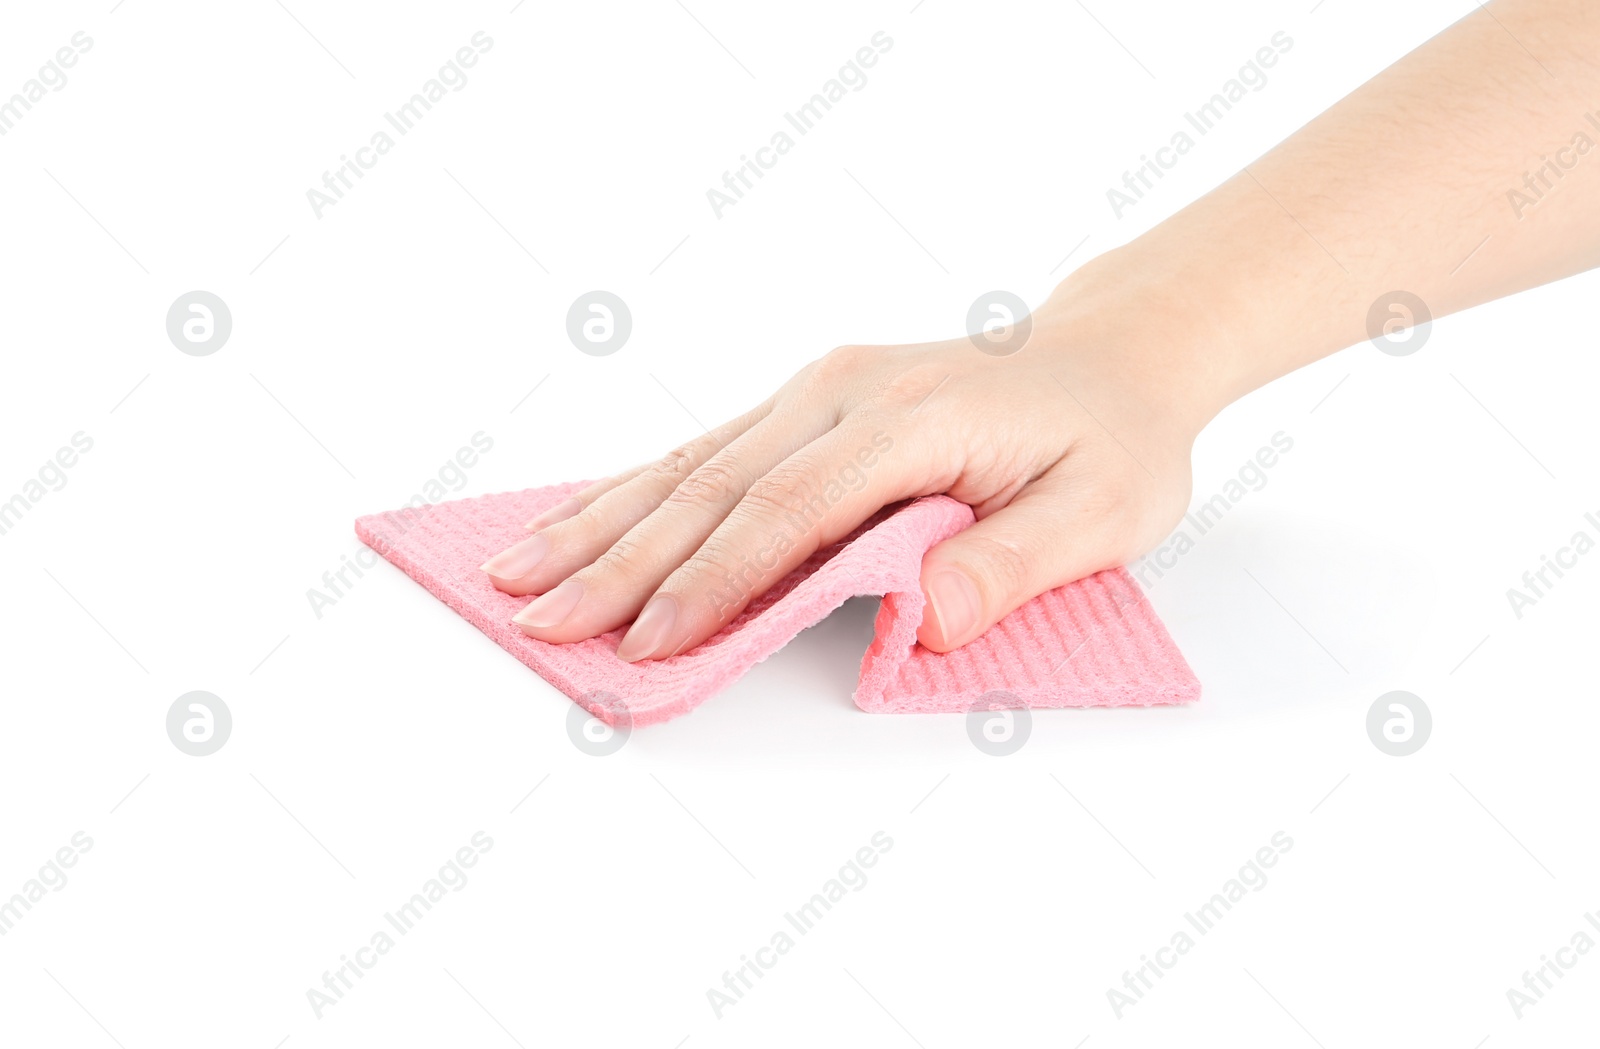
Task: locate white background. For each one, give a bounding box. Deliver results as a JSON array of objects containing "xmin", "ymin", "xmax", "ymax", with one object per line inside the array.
[{"xmin": 2, "ymin": 0, "xmax": 1596, "ymax": 1045}]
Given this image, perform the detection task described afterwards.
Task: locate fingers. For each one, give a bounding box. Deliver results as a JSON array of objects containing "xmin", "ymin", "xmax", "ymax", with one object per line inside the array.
[
  {"xmin": 481, "ymin": 401, "xmax": 772, "ymax": 596},
  {"xmin": 610, "ymin": 421, "xmax": 905, "ymax": 661},
  {"xmin": 503, "ymin": 406, "xmax": 838, "ymax": 631},
  {"xmin": 916, "ymin": 458, "xmax": 1128, "ymax": 652},
  {"xmin": 523, "ymin": 464, "xmax": 651, "ymax": 531}
]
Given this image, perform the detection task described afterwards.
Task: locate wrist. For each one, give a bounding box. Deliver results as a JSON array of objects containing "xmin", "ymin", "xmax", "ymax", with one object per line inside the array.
[{"xmin": 1038, "ymin": 243, "xmax": 1244, "ymax": 440}]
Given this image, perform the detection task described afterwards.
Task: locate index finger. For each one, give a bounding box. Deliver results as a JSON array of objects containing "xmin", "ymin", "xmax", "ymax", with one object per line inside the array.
[{"xmin": 615, "ymin": 422, "xmax": 908, "ymax": 662}]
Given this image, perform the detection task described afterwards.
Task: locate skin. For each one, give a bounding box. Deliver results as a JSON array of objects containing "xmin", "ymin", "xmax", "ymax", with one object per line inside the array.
[{"xmin": 485, "ymin": 0, "xmax": 1600, "ymax": 661}]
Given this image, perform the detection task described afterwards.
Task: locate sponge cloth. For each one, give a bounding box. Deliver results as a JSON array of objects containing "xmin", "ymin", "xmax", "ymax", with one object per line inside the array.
[{"xmin": 354, "ymin": 484, "xmax": 1199, "ymax": 726}]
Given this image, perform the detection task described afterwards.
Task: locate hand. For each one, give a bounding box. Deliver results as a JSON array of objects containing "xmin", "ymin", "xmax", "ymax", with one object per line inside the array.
[{"xmin": 482, "ymin": 265, "xmax": 1217, "ymax": 661}]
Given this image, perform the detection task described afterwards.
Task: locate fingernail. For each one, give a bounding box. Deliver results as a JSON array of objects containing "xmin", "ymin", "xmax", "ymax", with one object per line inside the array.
[
  {"xmin": 480, "ymin": 533, "xmax": 550, "ymax": 581},
  {"xmin": 925, "ymin": 570, "xmax": 981, "ymax": 648},
  {"xmin": 513, "ymin": 578, "xmax": 584, "ymax": 630},
  {"xmin": 525, "ymin": 497, "xmax": 581, "ymax": 532},
  {"xmin": 616, "ymin": 595, "xmax": 678, "ymax": 662}
]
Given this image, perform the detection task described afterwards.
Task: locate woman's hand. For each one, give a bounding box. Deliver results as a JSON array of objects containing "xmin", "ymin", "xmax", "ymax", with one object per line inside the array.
[
  {"xmin": 482, "ymin": 265, "xmax": 1217, "ymax": 661},
  {"xmin": 481, "ymin": 0, "xmax": 1600, "ymax": 662},
  {"xmin": 483, "ymin": 0, "xmax": 1600, "ymax": 664}
]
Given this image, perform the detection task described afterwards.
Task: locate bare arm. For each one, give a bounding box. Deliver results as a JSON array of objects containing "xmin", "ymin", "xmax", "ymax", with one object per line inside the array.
[
  {"xmin": 486, "ymin": 0, "xmax": 1600, "ymax": 660},
  {"xmin": 1067, "ymin": 0, "xmax": 1600, "ymax": 427}
]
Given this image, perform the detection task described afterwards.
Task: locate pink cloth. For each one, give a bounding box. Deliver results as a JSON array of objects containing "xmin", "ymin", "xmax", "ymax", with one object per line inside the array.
[{"xmin": 354, "ymin": 484, "xmax": 1199, "ymax": 726}]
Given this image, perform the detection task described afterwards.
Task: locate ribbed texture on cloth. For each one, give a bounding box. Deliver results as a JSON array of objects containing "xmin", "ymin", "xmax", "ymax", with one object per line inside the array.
[{"xmin": 355, "ymin": 484, "xmax": 1199, "ymax": 726}]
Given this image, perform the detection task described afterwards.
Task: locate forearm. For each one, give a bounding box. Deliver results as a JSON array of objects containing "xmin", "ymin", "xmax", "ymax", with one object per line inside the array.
[
  {"xmin": 492, "ymin": 0, "xmax": 1600, "ymax": 657},
  {"xmin": 1061, "ymin": 0, "xmax": 1600, "ymax": 425}
]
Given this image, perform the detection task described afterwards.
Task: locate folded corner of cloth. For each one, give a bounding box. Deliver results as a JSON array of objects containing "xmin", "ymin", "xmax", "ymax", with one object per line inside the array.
[{"xmin": 354, "ymin": 484, "xmax": 1199, "ymax": 727}]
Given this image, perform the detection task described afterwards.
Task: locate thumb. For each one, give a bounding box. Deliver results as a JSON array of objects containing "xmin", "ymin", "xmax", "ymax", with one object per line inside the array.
[{"xmin": 916, "ymin": 468, "xmax": 1124, "ymax": 652}]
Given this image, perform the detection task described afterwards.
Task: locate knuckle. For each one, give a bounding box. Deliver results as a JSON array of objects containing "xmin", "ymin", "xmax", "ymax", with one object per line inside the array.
[
  {"xmin": 672, "ymin": 549, "xmax": 752, "ymax": 618},
  {"xmin": 676, "ymin": 547, "xmax": 730, "ymax": 585},
  {"xmin": 679, "ymin": 531, "xmax": 779, "ymax": 598},
  {"xmin": 744, "ymin": 461, "xmax": 824, "ymax": 523},
  {"xmin": 648, "ymin": 444, "xmax": 702, "ymax": 488},
  {"xmin": 818, "ymin": 343, "xmax": 869, "ymax": 375},
  {"xmin": 879, "ymin": 363, "xmax": 950, "ymax": 408},
  {"xmin": 668, "ymin": 455, "xmax": 751, "ymax": 509},
  {"xmin": 588, "ymin": 534, "xmax": 650, "ymax": 578},
  {"xmin": 963, "ymin": 532, "xmax": 1036, "ymax": 598},
  {"xmin": 797, "ymin": 345, "xmax": 869, "ymax": 396}
]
